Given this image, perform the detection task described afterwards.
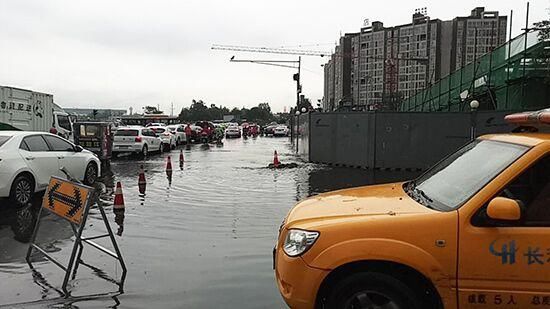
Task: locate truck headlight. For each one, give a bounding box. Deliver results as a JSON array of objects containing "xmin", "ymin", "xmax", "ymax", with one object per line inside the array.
[{"xmin": 283, "ymin": 229, "xmax": 319, "ymax": 257}]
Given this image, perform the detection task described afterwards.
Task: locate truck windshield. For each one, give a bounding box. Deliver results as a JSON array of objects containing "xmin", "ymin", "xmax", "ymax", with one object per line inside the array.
[
  {"xmin": 406, "ymin": 140, "xmax": 529, "ymax": 211},
  {"xmin": 0, "ymin": 136, "xmax": 11, "ymax": 148},
  {"xmin": 58, "ymin": 115, "xmax": 71, "ymax": 131},
  {"xmin": 115, "ymin": 129, "xmax": 138, "ymax": 136}
]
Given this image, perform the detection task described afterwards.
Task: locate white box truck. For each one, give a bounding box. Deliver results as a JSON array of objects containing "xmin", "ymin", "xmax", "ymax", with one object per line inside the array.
[{"xmin": 0, "ymin": 86, "xmax": 72, "ymax": 139}]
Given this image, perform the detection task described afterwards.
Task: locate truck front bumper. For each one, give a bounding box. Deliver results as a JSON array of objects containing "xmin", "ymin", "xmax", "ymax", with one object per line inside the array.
[{"xmin": 274, "ymin": 247, "xmax": 329, "ymax": 309}]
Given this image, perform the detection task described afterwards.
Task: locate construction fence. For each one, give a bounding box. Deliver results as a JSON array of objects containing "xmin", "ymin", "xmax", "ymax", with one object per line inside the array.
[{"xmin": 295, "ymin": 111, "xmax": 515, "ymax": 170}]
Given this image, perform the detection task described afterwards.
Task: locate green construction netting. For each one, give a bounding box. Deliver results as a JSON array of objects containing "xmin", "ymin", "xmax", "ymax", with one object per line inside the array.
[{"xmin": 400, "ymin": 31, "xmax": 550, "ymax": 112}]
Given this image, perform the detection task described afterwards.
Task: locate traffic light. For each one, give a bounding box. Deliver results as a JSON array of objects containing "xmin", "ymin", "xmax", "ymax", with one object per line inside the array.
[
  {"xmin": 92, "ymin": 109, "xmax": 98, "ymax": 119},
  {"xmin": 293, "ymin": 73, "xmax": 299, "ymax": 81}
]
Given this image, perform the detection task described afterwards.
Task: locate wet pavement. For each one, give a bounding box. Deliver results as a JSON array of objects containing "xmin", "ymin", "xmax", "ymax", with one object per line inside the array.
[{"xmin": 0, "ymin": 137, "xmax": 419, "ymax": 308}]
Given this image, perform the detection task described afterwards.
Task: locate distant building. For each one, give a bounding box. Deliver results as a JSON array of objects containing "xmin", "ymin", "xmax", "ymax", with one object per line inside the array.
[
  {"xmin": 323, "ymin": 7, "xmax": 507, "ymax": 111},
  {"xmin": 223, "ymin": 114, "xmax": 240, "ymax": 122},
  {"xmin": 451, "ymin": 7, "xmax": 508, "ymax": 72},
  {"xmin": 323, "ymin": 57, "xmax": 335, "ymax": 111},
  {"xmin": 66, "ymin": 108, "xmax": 127, "ymax": 120}
]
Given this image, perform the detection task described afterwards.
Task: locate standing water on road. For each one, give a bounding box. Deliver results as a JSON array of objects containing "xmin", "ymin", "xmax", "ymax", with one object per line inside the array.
[{"xmin": 0, "ymin": 137, "xmax": 418, "ymax": 308}]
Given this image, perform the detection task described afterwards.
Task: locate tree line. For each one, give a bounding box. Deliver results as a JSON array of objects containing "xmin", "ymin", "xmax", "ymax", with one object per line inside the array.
[{"xmin": 178, "ymin": 100, "xmax": 288, "ymax": 124}]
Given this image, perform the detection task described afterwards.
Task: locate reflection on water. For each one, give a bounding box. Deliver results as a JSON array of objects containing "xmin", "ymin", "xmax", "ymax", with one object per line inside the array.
[
  {"xmin": 113, "ymin": 209, "xmax": 124, "ymax": 236},
  {"xmin": 0, "ymin": 137, "xmax": 418, "ymax": 308}
]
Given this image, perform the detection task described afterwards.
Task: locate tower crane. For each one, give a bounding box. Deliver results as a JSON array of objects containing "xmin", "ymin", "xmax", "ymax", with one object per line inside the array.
[
  {"xmin": 211, "ymin": 44, "xmax": 330, "ymax": 57},
  {"xmin": 211, "ymin": 44, "xmax": 333, "ymax": 112}
]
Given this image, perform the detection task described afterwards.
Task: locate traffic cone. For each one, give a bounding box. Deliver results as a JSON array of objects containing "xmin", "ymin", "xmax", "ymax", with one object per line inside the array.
[
  {"xmin": 273, "ymin": 150, "xmax": 280, "ymax": 168},
  {"xmin": 138, "ymin": 165, "xmax": 146, "ymax": 194},
  {"xmin": 179, "ymin": 150, "xmax": 184, "ymax": 164},
  {"xmin": 113, "ymin": 181, "xmax": 125, "ymax": 210},
  {"xmin": 166, "ymin": 156, "xmax": 173, "ymax": 176}
]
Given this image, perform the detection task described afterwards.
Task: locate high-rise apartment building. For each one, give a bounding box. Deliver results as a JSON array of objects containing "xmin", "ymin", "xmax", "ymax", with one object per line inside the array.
[
  {"xmin": 323, "ymin": 7, "xmax": 507, "ymax": 111},
  {"xmin": 452, "ymin": 7, "xmax": 508, "ymax": 71}
]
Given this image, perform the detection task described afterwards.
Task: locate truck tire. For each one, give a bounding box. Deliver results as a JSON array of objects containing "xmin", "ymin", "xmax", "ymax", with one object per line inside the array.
[
  {"xmin": 324, "ymin": 272, "xmax": 423, "ymax": 309},
  {"xmin": 83, "ymin": 162, "xmax": 98, "ymax": 186},
  {"xmin": 9, "ymin": 174, "xmax": 34, "ymax": 208}
]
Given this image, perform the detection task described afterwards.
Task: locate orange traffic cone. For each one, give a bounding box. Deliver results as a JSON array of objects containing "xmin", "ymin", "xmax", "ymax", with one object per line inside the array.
[
  {"xmin": 273, "ymin": 150, "xmax": 280, "ymax": 168},
  {"xmin": 113, "ymin": 181, "xmax": 125, "ymax": 210},
  {"xmin": 179, "ymin": 150, "xmax": 184, "ymax": 164},
  {"xmin": 166, "ymin": 156, "xmax": 173, "ymax": 176},
  {"xmin": 138, "ymin": 165, "xmax": 146, "ymax": 194}
]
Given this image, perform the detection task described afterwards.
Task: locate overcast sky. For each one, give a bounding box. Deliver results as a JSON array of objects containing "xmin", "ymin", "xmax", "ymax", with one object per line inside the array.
[{"xmin": 0, "ymin": 1, "xmax": 546, "ymax": 114}]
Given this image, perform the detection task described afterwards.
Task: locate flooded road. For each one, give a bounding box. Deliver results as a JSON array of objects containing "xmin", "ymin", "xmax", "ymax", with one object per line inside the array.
[{"xmin": 0, "ymin": 137, "xmax": 419, "ymax": 308}]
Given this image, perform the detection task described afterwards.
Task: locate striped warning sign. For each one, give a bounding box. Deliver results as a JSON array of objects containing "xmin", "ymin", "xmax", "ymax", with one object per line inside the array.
[{"xmin": 42, "ymin": 176, "xmax": 93, "ymax": 225}]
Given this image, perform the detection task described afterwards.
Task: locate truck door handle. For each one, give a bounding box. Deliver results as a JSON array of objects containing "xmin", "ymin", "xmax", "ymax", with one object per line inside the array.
[{"xmin": 25, "ymin": 156, "xmax": 35, "ymax": 161}]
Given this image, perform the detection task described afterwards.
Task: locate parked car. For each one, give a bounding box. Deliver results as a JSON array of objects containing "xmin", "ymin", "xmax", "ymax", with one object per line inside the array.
[
  {"xmin": 263, "ymin": 122, "xmax": 279, "ymax": 136},
  {"xmin": 185, "ymin": 125, "xmax": 203, "ymax": 143},
  {"xmin": 274, "ymin": 110, "xmax": 550, "ymax": 309},
  {"xmin": 150, "ymin": 126, "xmax": 177, "ymax": 151},
  {"xmin": 167, "ymin": 124, "xmax": 188, "ymax": 145},
  {"xmin": 112, "ymin": 126, "xmax": 162, "ymax": 157},
  {"xmin": 225, "ymin": 126, "xmax": 241, "ymax": 138},
  {"xmin": 146, "ymin": 122, "xmax": 166, "ymax": 127},
  {"xmin": 273, "ymin": 125, "xmax": 290, "ymax": 137},
  {"xmin": 0, "ymin": 131, "xmax": 101, "ymax": 207}
]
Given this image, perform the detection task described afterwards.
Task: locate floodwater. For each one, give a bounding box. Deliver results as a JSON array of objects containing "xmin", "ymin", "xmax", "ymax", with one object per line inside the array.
[{"xmin": 0, "ymin": 137, "xmax": 419, "ymax": 308}]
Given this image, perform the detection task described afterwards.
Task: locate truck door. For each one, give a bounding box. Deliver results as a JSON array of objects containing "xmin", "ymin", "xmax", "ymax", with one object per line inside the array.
[
  {"xmin": 458, "ymin": 153, "xmax": 550, "ymax": 308},
  {"xmin": 19, "ymin": 135, "xmax": 61, "ymax": 190}
]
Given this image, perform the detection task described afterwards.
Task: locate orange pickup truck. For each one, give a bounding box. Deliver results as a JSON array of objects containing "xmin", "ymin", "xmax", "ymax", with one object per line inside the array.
[{"xmin": 274, "ymin": 109, "xmax": 550, "ymax": 309}]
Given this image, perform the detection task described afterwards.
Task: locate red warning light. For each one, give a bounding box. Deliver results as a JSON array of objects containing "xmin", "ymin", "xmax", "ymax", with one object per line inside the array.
[{"xmin": 505, "ymin": 109, "xmax": 550, "ymax": 125}]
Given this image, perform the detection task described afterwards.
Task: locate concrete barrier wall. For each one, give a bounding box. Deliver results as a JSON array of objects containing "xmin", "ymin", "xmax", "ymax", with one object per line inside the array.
[
  {"xmin": 297, "ymin": 113, "xmax": 309, "ymax": 159},
  {"xmin": 305, "ymin": 111, "xmax": 515, "ymax": 170}
]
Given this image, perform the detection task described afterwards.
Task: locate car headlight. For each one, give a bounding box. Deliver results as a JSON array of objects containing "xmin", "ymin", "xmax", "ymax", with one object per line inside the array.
[{"xmin": 283, "ymin": 229, "xmax": 319, "ymax": 257}]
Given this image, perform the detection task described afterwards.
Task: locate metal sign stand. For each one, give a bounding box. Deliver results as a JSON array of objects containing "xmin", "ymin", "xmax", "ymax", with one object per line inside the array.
[{"xmin": 26, "ymin": 175, "xmax": 127, "ymax": 297}]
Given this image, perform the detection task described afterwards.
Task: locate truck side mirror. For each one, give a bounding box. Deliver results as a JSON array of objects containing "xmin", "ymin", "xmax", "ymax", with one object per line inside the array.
[{"xmin": 487, "ymin": 197, "xmax": 521, "ymax": 221}]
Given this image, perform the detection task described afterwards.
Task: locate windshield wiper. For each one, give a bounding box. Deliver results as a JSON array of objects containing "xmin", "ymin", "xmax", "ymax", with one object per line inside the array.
[{"xmin": 404, "ymin": 181, "xmax": 435, "ymax": 209}]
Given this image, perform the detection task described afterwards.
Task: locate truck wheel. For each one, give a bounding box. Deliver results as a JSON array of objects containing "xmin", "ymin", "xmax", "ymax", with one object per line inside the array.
[
  {"xmin": 83, "ymin": 162, "xmax": 98, "ymax": 185},
  {"xmin": 324, "ymin": 272, "xmax": 423, "ymax": 309},
  {"xmin": 9, "ymin": 174, "xmax": 34, "ymax": 208},
  {"xmin": 11, "ymin": 204, "xmax": 37, "ymax": 243}
]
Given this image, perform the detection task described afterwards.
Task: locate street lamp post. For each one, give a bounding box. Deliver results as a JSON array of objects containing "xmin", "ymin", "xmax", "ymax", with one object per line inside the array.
[
  {"xmin": 470, "ymin": 100, "xmax": 479, "ymax": 141},
  {"xmin": 295, "ymin": 110, "xmax": 301, "ymax": 153}
]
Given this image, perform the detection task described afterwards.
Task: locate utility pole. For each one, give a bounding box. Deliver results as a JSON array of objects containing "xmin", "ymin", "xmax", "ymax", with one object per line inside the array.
[
  {"xmin": 171, "ymin": 102, "xmax": 174, "ymax": 116},
  {"xmin": 295, "ymin": 56, "xmax": 302, "ymax": 109}
]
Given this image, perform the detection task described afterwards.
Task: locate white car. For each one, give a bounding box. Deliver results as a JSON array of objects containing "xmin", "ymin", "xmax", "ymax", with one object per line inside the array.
[
  {"xmin": 113, "ymin": 126, "xmax": 163, "ymax": 157},
  {"xmin": 146, "ymin": 122, "xmax": 166, "ymax": 127},
  {"xmin": 273, "ymin": 125, "xmax": 290, "ymax": 137},
  {"xmin": 167, "ymin": 124, "xmax": 188, "ymax": 145},
  {"xmin": 225, "ymin": 126, "xmax": 241, "ymax": 138},
  {"xmin": 0, "ymin": 131, "xmax": 101, "ymax": 207},
  {"xmin": 150, "ymin": 126, "xmax": 177, "ymax": 151}
]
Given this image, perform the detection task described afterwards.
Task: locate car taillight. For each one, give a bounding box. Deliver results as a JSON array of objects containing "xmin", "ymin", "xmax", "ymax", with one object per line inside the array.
[{"xmin": 135, "ymin": 136, "xmax": 142, "ymax": 142}]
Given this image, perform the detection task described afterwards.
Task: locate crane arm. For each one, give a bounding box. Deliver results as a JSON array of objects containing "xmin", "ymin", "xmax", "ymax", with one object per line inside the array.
[{"xmin": 211, "ymin": 44, "xmax": 329, "ymax": 57}]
